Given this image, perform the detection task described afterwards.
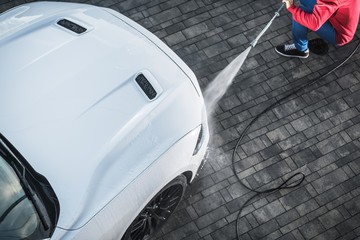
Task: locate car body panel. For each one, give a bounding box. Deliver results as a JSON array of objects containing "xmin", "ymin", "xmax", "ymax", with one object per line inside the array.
[
  {"xmin": 51, "ymin": 126, "xmax": 208, "ymax": 239},
  {"xmin": 0, "ymin": 2, "xmax": 209, "ymax": 238}
]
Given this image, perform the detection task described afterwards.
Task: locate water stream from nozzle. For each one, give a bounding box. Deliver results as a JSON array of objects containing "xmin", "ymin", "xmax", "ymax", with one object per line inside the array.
[
  {"xmin": 203, "ymin": 3, "xmax": 285, "ymax": 116},
  {"xmin": 203, "ymin": 46, "xmax": 252, "ymax": 115}
]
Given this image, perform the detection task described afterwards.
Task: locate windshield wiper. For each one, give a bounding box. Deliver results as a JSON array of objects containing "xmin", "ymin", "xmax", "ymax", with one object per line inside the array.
[{"xmin": 0, "ymin": 136, "xmax": 50, "ymax": 230}]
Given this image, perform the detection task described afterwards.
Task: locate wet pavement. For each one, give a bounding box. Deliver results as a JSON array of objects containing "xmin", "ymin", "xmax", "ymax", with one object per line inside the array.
[{"xmin": 1, "ymin": 0, "xmax": 360, "ymax": 239}]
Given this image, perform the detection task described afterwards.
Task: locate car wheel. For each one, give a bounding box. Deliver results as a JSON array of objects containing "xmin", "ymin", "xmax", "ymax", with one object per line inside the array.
[{"xmin": 122, "ymin": 175, "xmax": 187, "ymax": 240}]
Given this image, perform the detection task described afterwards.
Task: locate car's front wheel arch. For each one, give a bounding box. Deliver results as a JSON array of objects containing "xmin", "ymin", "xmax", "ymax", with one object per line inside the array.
[
  {"xmin": 182, "ymin": 171, "xmax": 193, "ymax": 184},
  {"xmin": 122, "ymin": 175, "xmax": 187, "ymax": 240}
]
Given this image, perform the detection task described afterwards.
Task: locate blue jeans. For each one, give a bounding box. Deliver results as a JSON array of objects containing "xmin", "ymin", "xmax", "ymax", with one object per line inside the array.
[{"xmin": 292, "ymin": 0, "xmax": 336, "ymax": 52}]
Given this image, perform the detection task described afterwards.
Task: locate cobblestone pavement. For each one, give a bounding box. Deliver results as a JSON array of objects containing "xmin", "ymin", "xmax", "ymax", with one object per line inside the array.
[{"xmin": 2, "ymin": 0, "xmax": 360, "ymax": 239}]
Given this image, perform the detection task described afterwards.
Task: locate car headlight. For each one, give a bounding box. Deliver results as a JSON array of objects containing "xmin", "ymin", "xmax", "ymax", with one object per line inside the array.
[{"xmin": 193, "ymin": 125, "xmax": 204, "ymax": 156}]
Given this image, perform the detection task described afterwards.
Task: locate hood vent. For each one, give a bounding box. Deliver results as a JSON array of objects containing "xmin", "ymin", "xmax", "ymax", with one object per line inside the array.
[
  {"xmin": 57, "ymin": 19, "xmax": 87, "ymax": 34},
  {"xmin": 135, "ymin": 74, "xmax": 157, "ymax": 100}
]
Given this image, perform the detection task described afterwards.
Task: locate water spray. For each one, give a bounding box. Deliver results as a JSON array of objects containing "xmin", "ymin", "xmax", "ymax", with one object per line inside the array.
[{"xmin": 204, "ymin": 3, "xmax": 285, "ymax": 115}]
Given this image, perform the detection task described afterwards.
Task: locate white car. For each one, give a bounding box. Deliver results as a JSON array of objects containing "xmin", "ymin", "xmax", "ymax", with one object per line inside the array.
[{"xmin": 0, "ymin": 2, "xmax": 209, "ymax": 240}]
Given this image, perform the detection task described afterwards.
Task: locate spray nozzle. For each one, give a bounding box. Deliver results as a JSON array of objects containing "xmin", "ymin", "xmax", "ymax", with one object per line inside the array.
[{"xmin": 276, "ymin": 2, "xmax": 286, "ymax": 14}]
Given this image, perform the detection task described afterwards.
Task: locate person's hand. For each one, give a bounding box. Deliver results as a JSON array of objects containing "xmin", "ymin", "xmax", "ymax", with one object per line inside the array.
[{"xmin": 282, "ymin": 0, "xmax": 293, "ymax": 9}]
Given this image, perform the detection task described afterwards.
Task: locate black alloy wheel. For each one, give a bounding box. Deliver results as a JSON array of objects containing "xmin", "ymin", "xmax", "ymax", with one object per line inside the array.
[{"xmin": 122, "ymin": 175, "xmax": 187, "ymax": 240}]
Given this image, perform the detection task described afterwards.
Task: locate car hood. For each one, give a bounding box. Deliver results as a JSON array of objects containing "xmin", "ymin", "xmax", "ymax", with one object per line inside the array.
[{"xmin": 0, "ymin": 2, "xmax": 203, "ymax": 230}]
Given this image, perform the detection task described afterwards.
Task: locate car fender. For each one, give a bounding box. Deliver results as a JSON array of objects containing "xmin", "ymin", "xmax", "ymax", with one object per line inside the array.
[{"xmin": 51, "ymin": 125, "xmax": 205, "ymax": 240}]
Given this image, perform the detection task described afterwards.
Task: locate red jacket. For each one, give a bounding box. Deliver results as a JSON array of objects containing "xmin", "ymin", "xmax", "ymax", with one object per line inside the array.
[{"xmin": 288, "ymin": 0, "xmax": 360, "ymax": 46}]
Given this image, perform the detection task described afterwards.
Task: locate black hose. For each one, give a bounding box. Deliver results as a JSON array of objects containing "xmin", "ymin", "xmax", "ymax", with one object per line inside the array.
[{"xmin": 232, "ymin": 39, "xmax": 360, "ymax": 239}]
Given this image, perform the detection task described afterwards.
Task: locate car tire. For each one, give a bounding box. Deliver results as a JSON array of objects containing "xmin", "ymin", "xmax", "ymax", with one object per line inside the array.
[{"xmin": 122, "ymin": 175, "xmax": 187, "ymax": 240}]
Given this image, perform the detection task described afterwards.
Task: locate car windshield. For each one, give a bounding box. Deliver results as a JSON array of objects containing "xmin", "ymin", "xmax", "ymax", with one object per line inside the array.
[{"xmin": 0, "ymin": 155, "xmax": 46, "ymax": 240}]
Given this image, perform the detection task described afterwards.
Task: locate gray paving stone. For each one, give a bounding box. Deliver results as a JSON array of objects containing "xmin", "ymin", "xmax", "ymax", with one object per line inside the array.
[
  {"xmin": 266, "ymin": 74, "xmax": 289, "ymax": 91},
  {"xmin": 226, "ymin": 182, "xmax": 251, "ymax": 201},
  {"xmin": 241, "ymin": 137, "xmax": 267, "ymax": 156},
  {"xmin": 349, "ymin": 160, "xmax": 360, "ymax": 175},
  {"xmin": 161, "ymin": 221, "xmax": 199, "ymax": 240},
  {"xmin": 178, "ymin": 0, "xmax": 198, "ymax": 14},
  {"xmin": 183, "ymin": 12, "xmax": 212, "ymax": 27},
  {"xmin": 279, "ymin": 187, "xmax": 312, "ymax": 210},
  {"xmin": 280, "ymin": 216, "xmax": 309, "ymax": 235},
  {"xmin": 164, "ymin": 31, "xmax": 186, "ymax": 46},
  {"xmin": 266, "ymin": 230, "xmax": 283, "ymax": 240},
  {"xmin": 296, "ymin": 199, "xmax": 320, "ymax": 217},
  {"xmin": 212, "ymin": 127, "xmax": 240, "ymax": 147},
  {"xmin": 337, "ymin": 231, "xmax": 358, "ymax": 240},
  {"xmin": 211, "ymin": 165, "xmax": 233, "ymax": 182},
  {"xmin": 336, "ymin": 204, "xmax": 352, "ymax": 219},
  {"xmin": 248, "ymin": 219, "xmax": 279, "ymax": 239},
  {"xmin": 190, "ymin": 176, "xmax": 215, "ymax": 195},
  {"xmin": 342, "ymin": 164, "xmax": 356, "ymax": 178},
  {"xmin": 312, "ymin": 228, "xmax": 340, "ymax": 240},
  {"xmin": 218, "ymin": 94, "xmax": 241, "ymax": 111},
  {"xmin": 182, "ymin": 22, "xmax": 210, "ymax": 39},
  {"xmin": 291, "ymin": 148, "xmax": 317, "ymax": 167},
  {"xmin": 202, "ymin": 179, "xmax": 230, "ymax": 197},
  {"xmin": 329, "ymin": 121, "xmax": 355, "ymax": 137},
  {"xmin": 149, "ymin": 7, "xmax": 182, "ymax": 25},
  {"xmin": 245, "ymin": 213, "xmax": 259, "ymax": 228},
  {"xmin": 355, "ymin": 226, "xmax": 360, "ymax": 238},
  {"xmin": 260, "ymin": 144, "xmax": 284, "ymax": 159},
  {"xmin": 252, "ymin": 199, "xmax": 285, "ymax": 224},
  {"xmin": 303, "ymin": 119, "xmax": 334, "ymax": 138},
  {"xmin": 307, "ymin": 81, "xmax": 343, "ymax": 102},
  {"xmin": 316, "ymin": 99, "xmax": 349, "ymax": 119},
  {"xmin": 220, "ymin": 188, "xmax": 233, "ymax": 203},
  {"xmin": 337, "ymin": 74, "xmax": 359, "ymax": 89},
  {"xmin": 306, "ymin": 206, "xmax": 328, "ymax": 222},
  {"xmin": 319, "ymin": 208, "xmax": 345, "ymax": 229},
  {"xmin": 260, "ymin": 47, "xmax": 282, "ymax": 62},
  {"xmin": 264, "ymin": 65, "xmax": 285, "ymax": 79},
  {"xmin": 307, "ymin": 151, "xmax": 338, "ymax": 171},
  {"xmin": 266, "ymin": 126, "xmax": 291, "ymax": 143},
  {"xmin": 316, "ymin": 133, "xmax": 347, "ymax": 155},
  {"xmin": 198, "ymin": 218, "xmax": 227, "ymax": 238},
  {"xmin": 227, "ymin": 33, "xmax": 249, "ymax": 49},
  {"xmin": 196, "ymin": 35, "xmax": 223, "ymax": 50},
  {"xmin": 193, "ymin": 192, "xmax": 226, "ymax": 216},
  {"xmin": 344, "ymin": 195, "xmax": 360, "ymax": 216},
  {"xmin": 331, "ymin": 107, "xmax": 359, "ymax": 126},
  {"xmin": 344, "ymin": 90, "xmax": 360, "ymax": 107},
  {"xmin": 346, "ymin": 123, "xmax": 360, "ymax": 140},
  {"xmin": 204, "ymin": 41, "xmax": 232, "ymax": 58},
  {"xmin": 299, "ymin": 219, "xmax": 326, "ymax": 239},
  {"xmin": 195, "ymin": 206, "xmax": 230, "ymax": 229},
  {"xmin": 291, "ymin": 115, "xmax": 315, "ymax": 132},
  {"xmin": 279, "ymin": 132, "xmax": 308, "ymax": 150},
  {"xmin": 317, "ymin": 163, "xmax": 338, "ymax": 176},
  {"xmin": 312, "ymin": 168, "xmax": 349, "ymax": 194},
  {"xmin": 237, "ymin": 72, "xmax": 268, "ymax": 90},
  {"xmin": 210, "ymin": 221, "xmax": 238, "ymax": 240},
  {"xmin": 315, "ymin": 185, "xmax": 346, "ymax": 206},
  {"xmin": 276, "ymin": 208, "xmax": 300, "ymax": 227},
  {"xmin": 186, "ymin": 205, "xmax": 199, "ymax": 220},
  {"xmin": 336, "ymin": 150, "xmax": 360, "ymax": 168},
  {"xmin": 336, "ymin": 213, "xmax": 360, "ymax": 236},
  {"xmin": 265, "ymin": 160, "xmax": 292, "ymax": 180}
]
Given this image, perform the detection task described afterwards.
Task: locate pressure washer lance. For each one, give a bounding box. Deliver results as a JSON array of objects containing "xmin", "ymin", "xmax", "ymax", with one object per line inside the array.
[{"xmin": 250, "ymin": 3, "xmax": 285, "ymax": 47}]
